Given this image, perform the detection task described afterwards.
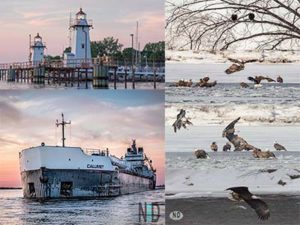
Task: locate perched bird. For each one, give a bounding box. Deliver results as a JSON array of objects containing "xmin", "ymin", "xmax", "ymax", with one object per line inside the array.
[
  {"xmin": 172, "ymin": 109, "xmax": 193, "ymax": 133},
  {"xmin": 248, "ymin": 13, "xmax": 255, "ymax": 21},
  {"xmin": 248, "ymin": 76, "xmax": 275, "ymax": 84},
  {"xmin": 240, "ymin": 82, "xmax": 249, "ymax": 88},
  {"xmin": 223, "ymin": 142, "xmax": 231, "ymax": 151},
  {"xmin": 226, "ymin": 186, "xmax": 270, "ymax": 220},
  {"xmin": 196, "ymin": 77, "xmax": 217, "ymax": 88},
  {"xmin": 252, "ymin": 149, "xmax": 276, "ymax": 159},
  {"xmin": 194, "ymin": 149, "xmax": 209, "ymax": 159},
  {"xmin": 211, "ymin": 142, "xmax": 218, "ymax": 152},
  {"xmin": 276, "ymin": 76, "xmax": 283, "ymax": 83},
  {"xmin": 274, "ymin": 142, "xmax": 287, "ymax": 151},
  {"xmin": 231, "ymin": 14, "xmax": 238, "ymax": 21}
]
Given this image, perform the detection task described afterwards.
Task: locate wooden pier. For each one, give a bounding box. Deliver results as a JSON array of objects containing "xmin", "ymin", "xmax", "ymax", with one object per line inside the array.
[{"xmin": 0, "ymin": 58, "xmax": 165, "ymax": 89}]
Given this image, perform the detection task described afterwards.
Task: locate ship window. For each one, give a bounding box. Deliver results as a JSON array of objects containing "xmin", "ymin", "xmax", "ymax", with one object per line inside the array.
[
  {"xmin": 28, "ymin": 183, "xmax": 35, "ymax": 194},
  {"xmin": 81, "ymin": 44, "xmax": 85, "ymax": 49},
  {"xmin": 60, "ymin": 181, "xmax": 73, "ymax": 197}
]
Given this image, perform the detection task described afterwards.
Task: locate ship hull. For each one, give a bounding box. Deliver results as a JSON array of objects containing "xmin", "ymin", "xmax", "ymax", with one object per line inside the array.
[{"xmin": 21, "ymin": 167, "xmax": 155, "ymax": 199}]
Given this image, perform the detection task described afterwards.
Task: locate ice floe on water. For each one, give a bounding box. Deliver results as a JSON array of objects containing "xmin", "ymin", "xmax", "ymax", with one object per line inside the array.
[
  {"xmin": 166, "ymin": 151, "xmax": 300, "ymax": 199},
  {"xmin": 166, "ymin": 83, "xmax": 300, "ymax": 125}
]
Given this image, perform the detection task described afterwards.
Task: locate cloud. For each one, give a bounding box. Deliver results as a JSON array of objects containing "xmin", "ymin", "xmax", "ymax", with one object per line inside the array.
[{"xmin": 0, "ymin": 90, "xmax": 165, "ymax": 186}]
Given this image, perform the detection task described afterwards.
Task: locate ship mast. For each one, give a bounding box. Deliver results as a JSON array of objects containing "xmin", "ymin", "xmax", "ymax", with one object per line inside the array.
[{"xmin": 56, "ymin": 113, "xmax": 71, "ymax": 147}]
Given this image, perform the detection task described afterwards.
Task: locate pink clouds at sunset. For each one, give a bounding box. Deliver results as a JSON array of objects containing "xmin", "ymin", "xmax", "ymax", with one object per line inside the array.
[
  {"xmin": 0, "ymin": 0, "xmax": 164, "ymax": 63},
  {"xmin": 0, "ymin": 90, "xmax": 165, "ymax": 187}
]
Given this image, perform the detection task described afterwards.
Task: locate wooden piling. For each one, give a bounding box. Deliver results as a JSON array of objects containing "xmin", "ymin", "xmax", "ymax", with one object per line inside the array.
[
  {"xmin": 132, "ymin": 67, "xmax": 135, "ymax": 89},
  {"xmin": 92, "ymin": 64, "xmax": 109, "ymax": 89}
]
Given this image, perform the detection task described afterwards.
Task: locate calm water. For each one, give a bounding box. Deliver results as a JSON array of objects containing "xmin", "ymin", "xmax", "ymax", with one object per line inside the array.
[
  {"xmin": 0, "ymin": 189, "xmax": 165, "ymax": 225},
  {"xmin": 166, "ymin": 63, "xmax": 300, "ymax": 83}
]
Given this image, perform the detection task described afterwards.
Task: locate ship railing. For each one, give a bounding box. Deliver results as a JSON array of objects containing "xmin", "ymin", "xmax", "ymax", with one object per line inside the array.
[{"xmin": 84, "ymin": 148, "xmax": 108, "ymax": 156}]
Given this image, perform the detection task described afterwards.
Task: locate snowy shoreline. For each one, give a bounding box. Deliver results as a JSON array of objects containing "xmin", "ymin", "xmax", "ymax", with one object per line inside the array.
[
  {"xmin": 166, "ymin": 151, "xmax": 300, "ymax": 199},
  {"xmin": 166, "ymin": 49, "xmax": 300, "ymax": 64}
]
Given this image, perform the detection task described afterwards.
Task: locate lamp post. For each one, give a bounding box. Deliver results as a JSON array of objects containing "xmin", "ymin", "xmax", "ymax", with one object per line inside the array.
[{"xmin": 130, "ymin": 34, "xmax": 135, "ymax": 89}]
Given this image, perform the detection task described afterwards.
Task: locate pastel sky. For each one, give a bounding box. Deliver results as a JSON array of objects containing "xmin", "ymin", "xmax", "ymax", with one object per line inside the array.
[
  {"xmin": 0, "ymin": 0, "xmax": 164, "ymax": 63},
  {"xmin": 0, "ymin": 90, "xmax": 165, "ymax": 187}
]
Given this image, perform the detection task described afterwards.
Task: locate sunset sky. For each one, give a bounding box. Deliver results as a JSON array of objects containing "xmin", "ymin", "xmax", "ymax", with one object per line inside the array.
[
  {"xmin": 0, "ymin": 0, "xmax": 164, "ymax": 63},
  {"xmin": 0, "ymin": 90, "xmax": 165, "ymax": 187}
]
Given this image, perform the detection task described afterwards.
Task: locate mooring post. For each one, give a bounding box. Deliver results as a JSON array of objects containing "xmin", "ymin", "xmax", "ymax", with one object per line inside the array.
[
  {"xmin": 132, "ymin": 67, "xmax": 135, "ymax": 89},
  {"xmin": 33, "ymin": 64, "xmax": 45, "ymax": 84},
  {"xmin": 7, "ymin": 66, "xmax": 15, "ymax": 82},
  {"xmin": 85, "ymin": 68, "xmax": 88, "ymax": 89},
  {"xmin": 154, "ymin": 66, "xmax": 157, "ymax": 90},
  {"xmin": 77, "ymin": 69, "xmax": 80, "ymax": 88},
  {"xmin": 114, "ymin": 66, "xmax": 117, "ymax": 89},
  {"xmin": 124, "ymin": 65, "xmax": 128, "ymax": 89},
  {"xmin": 92, "ymin": 62, "xmax": 109, "ymax": 89}
]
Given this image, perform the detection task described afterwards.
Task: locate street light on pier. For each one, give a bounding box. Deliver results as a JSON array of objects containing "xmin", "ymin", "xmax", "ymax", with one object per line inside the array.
[{"xmin": 130, "ymin": 34, "xmax": 135, "ymax": 89}]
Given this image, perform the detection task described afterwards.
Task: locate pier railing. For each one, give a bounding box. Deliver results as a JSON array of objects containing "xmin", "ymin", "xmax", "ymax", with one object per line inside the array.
[
  {"xmin": 0, "ymin": 58, "xmax": 165, "ymax": 70},
  {"xmin": 0, "ymin": 57, "xmax": 165, "ymax": 89}
]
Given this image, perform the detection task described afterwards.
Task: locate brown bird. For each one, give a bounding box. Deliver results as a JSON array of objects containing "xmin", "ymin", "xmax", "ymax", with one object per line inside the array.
[
  {"xmin": 252, "ymin": 149, "xmax": 276, "ymax": 159},
  {"xmin": 274, "ymin": 142, "xmax": 287, "ymax": 151},
  {"xmin": 194, "ymin": 149, "xmax": 209, "ymax": 159},
  {"xmin": 225, "ymin": 58, "xmax": 259, "ymax": 74},
  {"xmin": 276, "ymin": 76, "xmax": 283, "ymax": 83},
  {"xmin": 240, "ymin": 82, "xmax": 249, "ymax": 88},
  {"xmin": 210, "ymin": 142, "xmax": 218, "ymax": 152},
  {"xmin": 248, "ymin": 76, "xmax": 275, "ymax": 84},
  {"xmin": 225, "ymin": 63, "xmax": 244, "ymax": 74},
  {"xmin": 223, "ymin": 142, "xmax": 231, "ymax": 151},
  {"xmin": 226, "ymin": 186, "xmax": 270, "ymax": 220},
  {"xmin": 172, "ymin": 109, "xmax": 193, "ymax": 133}
]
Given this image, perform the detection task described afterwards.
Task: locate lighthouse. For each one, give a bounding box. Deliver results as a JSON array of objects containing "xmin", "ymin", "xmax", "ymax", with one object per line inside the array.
[
  {"xmin": 70, "ymin": 8, "xmax": 93, "ymax": 60},
  {"xmin": 30, "ymin": 33, "xmax": 46, "ymax": 64}
]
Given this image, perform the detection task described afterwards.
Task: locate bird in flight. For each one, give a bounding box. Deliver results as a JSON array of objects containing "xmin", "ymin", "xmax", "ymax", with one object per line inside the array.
[
  {"xmin": 172, "ymin": 109, "xmax": 193, "ymax": 133},
  {"xmin": 226, "ymin": 186, "xmax": 270, "ymax": 220},
  {"xmin": 274, "ymin": 142, "xmax": 287, "ymax": 151},
  {"xmin": 248, "ymin": 76, "xmax": 275, "ymax": 84}
]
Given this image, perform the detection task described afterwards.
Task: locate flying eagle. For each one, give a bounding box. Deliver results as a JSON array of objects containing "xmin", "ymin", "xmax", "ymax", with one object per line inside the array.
[
  {"xmin": 226, "ymin": 186, "xmax": 270, "ymax": 220},
  {"xmin": 172, "ymin": 109, "xmax": 193, "ymax": 133},
  {"xmin": 248, "ymin": 76, "xmax": 276, "ymax": 84}
]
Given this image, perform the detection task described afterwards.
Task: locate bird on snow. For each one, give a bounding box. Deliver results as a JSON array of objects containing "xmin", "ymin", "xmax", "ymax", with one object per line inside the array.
[{"xmin": 210, "ymin": 142, "xmax": 218, "ymax": 152}]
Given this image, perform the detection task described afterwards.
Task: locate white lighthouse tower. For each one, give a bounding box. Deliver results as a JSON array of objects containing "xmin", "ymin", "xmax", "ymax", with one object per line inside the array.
[
  {"xmin": 70, "ymin": 8, "xmax": 93, "ymax": 60},
  {"xmin": 30, "ymin": 33, "xmax": 46, "ymax": 64}
]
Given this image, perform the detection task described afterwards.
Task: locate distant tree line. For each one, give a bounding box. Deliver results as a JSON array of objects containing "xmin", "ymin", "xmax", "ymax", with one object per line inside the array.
[
  {"xmin": 56, "ymin": 37, "xmax": 164, "ymax": 63},
  {"xmin": 90, "ymin": 37, "xmax": 165, "ymax": 63}
]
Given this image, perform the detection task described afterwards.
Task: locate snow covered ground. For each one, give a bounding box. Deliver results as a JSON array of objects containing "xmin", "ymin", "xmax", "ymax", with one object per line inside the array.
[
  {"xmin": 166, "ymin": 151, "xmax": 300, "ymax": 199},
  {"xmin": 166, "ymin": 49, "xmax": 300, "ymax": 64}
]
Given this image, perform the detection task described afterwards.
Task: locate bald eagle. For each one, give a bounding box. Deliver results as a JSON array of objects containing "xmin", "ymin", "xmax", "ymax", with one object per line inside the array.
[
  {"xmin": 172, "ymin": 109, "xmax": 193, "ymax": 132},
  {"xmin": 274, "ymin": 142, "xmax": 287, "ymax": 151},
  {"xmin": 226, "ymin": 186, "xmax": 270, "ymax": 220},
  {"xmin": 248, "ymin": 76, "xmax": 275, "ymax": 84}
]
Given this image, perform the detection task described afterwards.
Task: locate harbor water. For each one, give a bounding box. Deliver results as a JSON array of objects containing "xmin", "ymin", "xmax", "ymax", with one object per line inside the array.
[{"xmin": 0, "ymin": 189, "xmax": 165, "ymax": 225}]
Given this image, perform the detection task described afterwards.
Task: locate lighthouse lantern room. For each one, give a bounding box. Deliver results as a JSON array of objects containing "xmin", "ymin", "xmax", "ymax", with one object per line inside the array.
[
  {"xmin": 30, "ymin": 33, "xmax": 46, "ymax": 64},
  {"xmin": 69, "ymin": 8, "xmax": 93, "ymax": 60}
]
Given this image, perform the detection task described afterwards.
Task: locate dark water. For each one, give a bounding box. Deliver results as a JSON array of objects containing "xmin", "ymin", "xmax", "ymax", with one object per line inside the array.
[
  {"xmin": 0, "ymin": 189, "xmax": 165, "ymax": 225},
  {"xmin": 166, "ymin": 195, "xmax": 300, "ymax": 225}
]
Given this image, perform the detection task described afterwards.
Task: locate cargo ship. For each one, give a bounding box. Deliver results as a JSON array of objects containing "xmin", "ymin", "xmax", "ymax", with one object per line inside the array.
[{"xmin": 19, "ymin": 114, "xmax": 156, "ymax": 199}]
